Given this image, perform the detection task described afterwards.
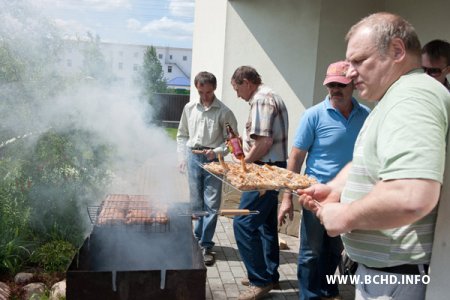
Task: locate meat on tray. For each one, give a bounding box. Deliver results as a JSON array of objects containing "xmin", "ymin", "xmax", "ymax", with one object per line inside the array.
[{"xmin": 203, "ymin": 162, "xmax": 316, "ymax": 191}]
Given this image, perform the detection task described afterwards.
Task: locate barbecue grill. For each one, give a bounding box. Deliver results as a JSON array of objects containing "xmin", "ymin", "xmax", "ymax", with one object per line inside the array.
[{"xmin": 66, "ymin": 194, "xmax": 206, "ymax": 300}]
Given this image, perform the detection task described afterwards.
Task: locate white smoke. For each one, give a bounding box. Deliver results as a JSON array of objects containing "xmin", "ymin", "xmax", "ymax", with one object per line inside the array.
[{"xmin": 0, "ymin": 0, "xmax": 188, "ymax": 203}]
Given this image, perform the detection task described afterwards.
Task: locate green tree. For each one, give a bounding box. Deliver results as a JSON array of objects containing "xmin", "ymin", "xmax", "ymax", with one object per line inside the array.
[
  {"xmin": 0, "ymin": 11, "xmax": 65, "ymax": 141},
  {"xmin": 140, "ymin": 46, "xmax": 167, "ymax": 105}
]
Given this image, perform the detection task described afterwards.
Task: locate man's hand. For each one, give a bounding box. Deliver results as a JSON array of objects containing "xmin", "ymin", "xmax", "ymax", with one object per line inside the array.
[
  {"xmin": 316, "ymin": 203, "xmax": 351, "ymax": 237},
  {"xmin": 205, "ymin": 149, "xmax": 216, "ymax": 160},
  {"xmin": 278, "ymin": 192, "xmax": 294, "ymax": 226},
  {"xmin": 297, "ymin": 183, "xmax": 340, "ymax": 213}
]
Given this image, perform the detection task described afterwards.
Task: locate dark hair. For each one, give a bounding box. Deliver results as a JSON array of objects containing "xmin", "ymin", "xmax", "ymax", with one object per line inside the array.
[
  {"xmin": 422, "ymin": 39, "xmax": 450, "ymax": 66},
  {"xmin": 194, "ymin": 71, "xmax": 217, "ymax": 89},
  {"xmin": 231, "ymin": 66, "xmax": 262, "ymax": 85},
  {"xmin": 346, "ymin": 12, "xmax": 421, "ymax": 57}
]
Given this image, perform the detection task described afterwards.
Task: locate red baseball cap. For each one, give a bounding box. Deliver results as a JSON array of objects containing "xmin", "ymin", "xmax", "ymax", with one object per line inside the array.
[{"xmin": 323, "ymin": 61, "xmax": 352, "ymax": 85}]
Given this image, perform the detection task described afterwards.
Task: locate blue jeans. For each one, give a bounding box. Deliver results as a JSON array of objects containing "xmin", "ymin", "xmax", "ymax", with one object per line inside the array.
[
  {"xmin": 233, "ymin": 189, "xmax": 280, "ymax": 287},
  {"xmin": 187, "ymin": 151, "xmax": 222, "ymax": 250},
  {"xmin": 298, "ymin": 209, "xmax": 344, "ymax": 300}
]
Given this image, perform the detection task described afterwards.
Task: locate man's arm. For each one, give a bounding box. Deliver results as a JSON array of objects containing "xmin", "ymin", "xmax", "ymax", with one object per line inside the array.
[
  {"xmin": 244, "ymin": 135, "xmax": 273, "ymax": 163},
  {"xmin": 278, "ymin": 147, "xmax": 307, "ymax": 225},
  {"xmin": 326, "ymin": 163, "xmax": 352, "ymax": 195},
  {"xmin": 318, "ymin": 178, "xmax": 441, "ymax": 236}
]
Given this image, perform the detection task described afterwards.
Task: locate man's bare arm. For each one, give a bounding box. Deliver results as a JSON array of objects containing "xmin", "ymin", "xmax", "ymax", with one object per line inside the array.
[
  {"xmin": 347, "ymin": 178, "xmax": 440, "ymax": 230},
  {"xmin": 278, "ymin": 147, "xmax": 307, "ymax": 225},
  {"xmin": 318, "ymin": 178, "xmax": 441, "ymax": 236},
  {"xmin": 244, "ymin": 135, "xmax": 273, "ymax": 163}
]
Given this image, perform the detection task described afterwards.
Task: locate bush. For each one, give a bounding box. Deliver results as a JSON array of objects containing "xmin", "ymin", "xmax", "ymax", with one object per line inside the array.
[
  {"xmin": 31, "ymin": 240, "xmax": 76, "ymax": 272},
  {"xmin": 0, "ymin": 237, "xmax": 32, "ymax": 275},
  {"xmin": 23, "ymin": 129, "xmax": 113, "ymax": 245},
  {"xmin": 0, "ymin": 159, "xmax": 33, "ymax": 275}
]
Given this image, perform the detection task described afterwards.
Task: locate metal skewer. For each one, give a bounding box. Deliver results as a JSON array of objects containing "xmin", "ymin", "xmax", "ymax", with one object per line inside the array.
[
  {"xmin": 313, "ymin": 200, "xmax": 322, "ymax": 208},
  {"xmin": 287, "ymin": 189, "xmax": 322, "ymax": 208},
  {"xmin": 179, "ymin": 209, "xmax": 260, "ymax": 218}
]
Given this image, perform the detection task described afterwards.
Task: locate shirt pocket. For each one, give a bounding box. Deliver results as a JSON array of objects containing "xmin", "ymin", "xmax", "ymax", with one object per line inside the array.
[{"xmin": 206, "ymin": 117, "xmax": 220, "ymax": 140}]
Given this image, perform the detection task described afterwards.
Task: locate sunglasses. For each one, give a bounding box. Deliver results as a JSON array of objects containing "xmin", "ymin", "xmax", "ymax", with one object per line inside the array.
[
  {"xmin": 326, "ymin": 82, "xmax": 348, "ymax": 89},
  {"xmin": 422, "ymin": 66, "xmax": 445, "ymax": 76}
]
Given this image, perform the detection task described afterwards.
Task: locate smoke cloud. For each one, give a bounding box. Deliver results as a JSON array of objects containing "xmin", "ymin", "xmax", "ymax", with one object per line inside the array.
[{"xmin": 1, "ymin": 0, "xmax": 188, "ymax": 213}]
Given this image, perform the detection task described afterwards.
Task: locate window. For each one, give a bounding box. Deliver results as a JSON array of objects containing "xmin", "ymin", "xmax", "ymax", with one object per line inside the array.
[
  {"xmin": 158, "ymin": 54, "xmax": 163, "ymax": 59},
  {"xmin": 168, "ymin": 66, "xmax": 172, "ymax": 73},
  {"xmin": 183, "ymin": 56, "xmax": 187, "ymax": 61},
  {"xmin": 169, "ymin": 55, "xmax": 173, "ymax": 60},
  {"xmin": 118, "ymin": 62, "xmax": 123, "ymax": 70},
  {"xmin": 67, "ymin": 59, "xmax": 72, "ymax": 67}
]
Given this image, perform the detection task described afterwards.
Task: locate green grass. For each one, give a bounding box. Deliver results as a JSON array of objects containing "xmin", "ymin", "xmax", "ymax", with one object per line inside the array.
[{"xmin": 165, "ymin": 128, "xmax": 177, "ymax": 140}]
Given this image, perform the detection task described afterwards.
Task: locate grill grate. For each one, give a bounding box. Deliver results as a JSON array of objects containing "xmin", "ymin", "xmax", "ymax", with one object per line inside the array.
[{"xmin": 88, "ymin": 194, "xmax": 170, "ymax": 232}]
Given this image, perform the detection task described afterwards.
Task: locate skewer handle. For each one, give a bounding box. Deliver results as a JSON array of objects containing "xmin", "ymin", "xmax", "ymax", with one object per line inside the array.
[
  {"xmin": 219, "ymin": 209, "xmax": 259, "ymax": 216},
  {"xmin": 192, "ymin": 149, "xmax": 206, "ymax": 154}
]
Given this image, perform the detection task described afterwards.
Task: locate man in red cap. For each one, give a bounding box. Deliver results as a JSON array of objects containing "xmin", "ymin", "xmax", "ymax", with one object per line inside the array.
[{"xmin": 278, "ymin": 61, "xmax": 370, "ymax": 300}]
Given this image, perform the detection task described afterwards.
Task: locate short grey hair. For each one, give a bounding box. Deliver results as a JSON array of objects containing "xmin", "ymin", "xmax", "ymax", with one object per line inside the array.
[{"xmin": 346, "ymin": 12, "xmax": 421, "ymax": 57}]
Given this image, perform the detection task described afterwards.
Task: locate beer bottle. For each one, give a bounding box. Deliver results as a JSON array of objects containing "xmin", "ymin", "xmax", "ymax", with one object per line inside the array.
[{"xmin": 225, "ymin": 123, "xmax": 244, "ymax": 159}]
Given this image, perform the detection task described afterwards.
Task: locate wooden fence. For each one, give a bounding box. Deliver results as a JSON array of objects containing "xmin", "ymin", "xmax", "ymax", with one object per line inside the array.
[{"xmin": 153, "ymin": 93, "xmax": 189, "ymax": 128}]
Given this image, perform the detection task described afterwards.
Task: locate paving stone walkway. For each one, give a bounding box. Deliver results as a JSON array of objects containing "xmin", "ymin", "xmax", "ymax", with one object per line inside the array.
[{"xmin": 206, "ymin": 216, "xmax": 355, "ymax": 300}]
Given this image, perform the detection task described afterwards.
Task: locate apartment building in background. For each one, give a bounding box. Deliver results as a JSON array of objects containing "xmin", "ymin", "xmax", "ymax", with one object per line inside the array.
[{"xmin": 60, "ymin": 41, "xmax": 192, "ymax": 90}]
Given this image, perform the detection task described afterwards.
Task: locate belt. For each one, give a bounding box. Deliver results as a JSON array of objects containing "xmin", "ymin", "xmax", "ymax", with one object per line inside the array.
[
  {"xmin": 365, "ymin": 264, "xmax": 429, "ymax": 275},
  {"xmin": 190, "ymin": 146, "xmax": 213, "ymax": 150}
]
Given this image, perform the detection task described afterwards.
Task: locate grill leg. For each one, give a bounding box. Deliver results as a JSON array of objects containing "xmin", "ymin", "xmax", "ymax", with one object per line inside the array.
[
  {"xmin": 112, "ymin": 270, "xmax": 117, "ymax": 292},
  {"xmin": 160, "ymin": 269, "xmax": 166, "ymax": 289}
]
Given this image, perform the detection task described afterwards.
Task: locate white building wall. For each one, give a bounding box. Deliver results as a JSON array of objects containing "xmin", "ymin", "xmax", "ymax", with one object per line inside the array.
[
  {"xmin": 191, "ymin": 0, "xmax": 229, "ymax": 98},
  {"xmin": 59, "ymin": 41, "xmax": 192, "ymax": 88},
  {"xmin": 160, "ymin": 47, "xmax": 192, "ymax": 78}
]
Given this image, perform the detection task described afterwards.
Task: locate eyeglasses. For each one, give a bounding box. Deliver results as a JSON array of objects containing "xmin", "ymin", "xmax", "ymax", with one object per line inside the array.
[
  {"xmin": 422, "ymin": 66, "xmax": 445, "ymax": 77},
  {"xmin": 326, "ymin": 82, "xmax": 348, "ymax": 89}
]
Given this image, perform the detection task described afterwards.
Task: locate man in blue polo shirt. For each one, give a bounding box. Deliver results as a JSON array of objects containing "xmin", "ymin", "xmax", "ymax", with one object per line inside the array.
[{"xmin": 278, "ymin": 61, "xmax": 370, "ymax": 300}]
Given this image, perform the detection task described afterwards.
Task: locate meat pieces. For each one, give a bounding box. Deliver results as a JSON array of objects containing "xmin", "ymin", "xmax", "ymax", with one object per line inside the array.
[{"xmin": 96, "ymin": 194, "xmax": 170, "ymax": 226}]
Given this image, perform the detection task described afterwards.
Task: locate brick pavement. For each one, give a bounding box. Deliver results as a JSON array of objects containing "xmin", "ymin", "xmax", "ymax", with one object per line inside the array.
[{"xmin": 206, "ymin": 216, "xmax": 355, "ymax": 300}]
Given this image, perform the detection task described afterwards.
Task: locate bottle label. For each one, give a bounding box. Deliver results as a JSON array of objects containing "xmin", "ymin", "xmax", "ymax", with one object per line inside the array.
[{"xmin": 230, "ymin": 138, "xmax": 243, "ymax": 156}]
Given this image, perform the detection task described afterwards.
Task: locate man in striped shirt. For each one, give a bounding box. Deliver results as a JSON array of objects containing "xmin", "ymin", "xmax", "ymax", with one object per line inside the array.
[{"xmin": 299, "ymin": 13, "xmax": 450, "ymax": 300}]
